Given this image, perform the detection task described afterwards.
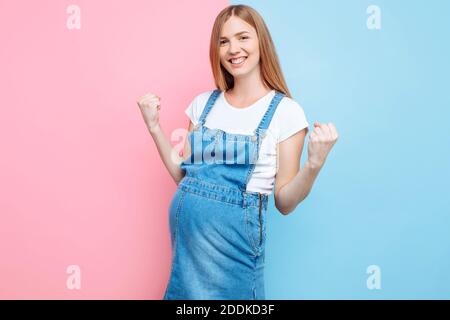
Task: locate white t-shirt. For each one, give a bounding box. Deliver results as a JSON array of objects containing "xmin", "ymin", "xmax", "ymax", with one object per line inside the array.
[{"xmin": 184, "ymin": 89, "xmax": 309, "ymax": 195}]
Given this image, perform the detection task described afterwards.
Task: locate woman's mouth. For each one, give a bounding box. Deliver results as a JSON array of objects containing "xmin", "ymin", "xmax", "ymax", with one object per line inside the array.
[{"xmin": 228, "ymin": 56, "xmax": 247, "ymax": 68}]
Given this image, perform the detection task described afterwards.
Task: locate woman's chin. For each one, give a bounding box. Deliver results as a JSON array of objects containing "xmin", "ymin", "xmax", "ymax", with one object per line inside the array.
[{"xmin": 230, "ymin": 69, "xmax": 250, "ymax": 78}]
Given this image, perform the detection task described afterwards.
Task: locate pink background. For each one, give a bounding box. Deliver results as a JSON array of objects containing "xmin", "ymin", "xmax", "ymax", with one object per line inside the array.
[{"xmin": 0, "ymin": 0, "xmax": 228, "ymax": 299}]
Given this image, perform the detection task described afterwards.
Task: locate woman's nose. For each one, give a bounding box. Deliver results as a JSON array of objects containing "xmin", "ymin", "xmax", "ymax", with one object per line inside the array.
[{"xmin": 228, "ymin": 40, "xmax": 241, "ymax": 54}]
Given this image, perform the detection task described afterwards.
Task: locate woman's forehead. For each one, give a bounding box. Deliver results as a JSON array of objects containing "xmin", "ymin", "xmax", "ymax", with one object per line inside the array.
[{"xmin": 221, "ymin": 17, "xmax": 254, "ymax": 36}]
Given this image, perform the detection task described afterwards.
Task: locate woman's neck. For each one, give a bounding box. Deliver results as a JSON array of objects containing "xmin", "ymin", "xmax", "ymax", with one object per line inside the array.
[
  {"xmin": 226, "ymin": 80, "xmax": 271, "ymax": 108},
  {"xmin": 228, "ymin": 63, "xmax": 271, "ymax": 99},
  {"xmin": 225, "ymin": 87, "xmax": 272, "ymax": 109}
]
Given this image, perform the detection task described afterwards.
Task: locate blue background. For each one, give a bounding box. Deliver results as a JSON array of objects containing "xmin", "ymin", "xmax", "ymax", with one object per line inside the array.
[{"xmin": 231, "ymin": 0, "xmax": 450, "ymax": 299}]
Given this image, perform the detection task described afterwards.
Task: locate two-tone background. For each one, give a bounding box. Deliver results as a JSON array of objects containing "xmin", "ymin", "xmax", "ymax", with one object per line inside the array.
[{"xmin": 1, "ymin": 0, "xmax": 449, "ymax": 299}]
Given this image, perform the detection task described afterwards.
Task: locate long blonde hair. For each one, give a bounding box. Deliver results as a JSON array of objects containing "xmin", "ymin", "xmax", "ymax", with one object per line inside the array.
[{"xmin": 210, "ymin": 4, "xmax": 292, "ymax": 99}]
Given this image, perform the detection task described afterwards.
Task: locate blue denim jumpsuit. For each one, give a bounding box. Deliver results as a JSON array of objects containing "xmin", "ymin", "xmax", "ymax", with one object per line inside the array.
[{"xmin": 163, "ymin": 89, "xmax": 285, "ymax": 300}]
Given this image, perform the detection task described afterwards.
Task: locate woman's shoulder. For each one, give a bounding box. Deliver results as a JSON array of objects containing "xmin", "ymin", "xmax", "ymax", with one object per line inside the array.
[
  {"xmin": 188, "ymin": 89, "xmax": 219, "ymax": 110},
  {"xmin": 192, "ymin": 89, "xmax": 219, "ymax": 103},
  {"xmin": 185, "ymin": 89, "xmax": 219, "ymax": 124},
  {"xmin": 275, "ymin": 95, "xmax": 307, "ymax": 119},
  {"xmin": 271, "ymin": 94, "xmax": 309, "ymax": 142}
]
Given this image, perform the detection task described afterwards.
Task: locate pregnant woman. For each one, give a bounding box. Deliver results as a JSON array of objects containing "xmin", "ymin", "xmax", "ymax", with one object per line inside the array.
[{"xmin": 137, "ymin": 4, "xmax": 338, "ymax": 300}]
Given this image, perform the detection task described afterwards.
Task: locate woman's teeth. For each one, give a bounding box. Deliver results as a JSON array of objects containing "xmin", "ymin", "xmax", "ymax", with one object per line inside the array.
[{"xmin": 230, "ymin": 57, "xmax": 247, "ymax": 64}]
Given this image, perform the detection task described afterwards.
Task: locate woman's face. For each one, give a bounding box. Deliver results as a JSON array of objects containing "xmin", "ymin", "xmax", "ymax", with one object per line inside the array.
[{"xmin": 219, "ymin": 16, "xmax": 260, "ymax": 78}]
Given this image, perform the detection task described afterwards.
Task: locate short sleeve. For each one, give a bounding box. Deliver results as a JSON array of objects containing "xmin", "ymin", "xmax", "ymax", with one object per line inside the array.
[
  {"xmin": 184, "ymin": 91, "xmax": 213, "ymax": 125},
  {"xmin": 276, "ymin": 99, "xmax": 309, "ymax": 143},
  {"xmin": 184, "ymin": 97, "xmax": 199, "ymax": 125}
]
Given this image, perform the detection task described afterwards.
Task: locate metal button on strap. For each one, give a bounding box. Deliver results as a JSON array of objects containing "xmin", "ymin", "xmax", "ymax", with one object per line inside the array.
[{"xmin": 251, "ymin": 135, "xmax": 257, "ymax": 142}]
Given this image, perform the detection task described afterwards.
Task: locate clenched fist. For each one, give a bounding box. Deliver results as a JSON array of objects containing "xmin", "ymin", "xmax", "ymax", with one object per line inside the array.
[
  {"xmin": 307, "ymin": 122, "xmax": 339, "ymax": 168},
  {"xmin": 137, "ymin": 93, "xmax": 161, "ymax": 132}
]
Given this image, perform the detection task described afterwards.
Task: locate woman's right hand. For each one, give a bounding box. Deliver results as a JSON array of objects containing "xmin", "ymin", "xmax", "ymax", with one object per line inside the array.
[{"xmin": 137, "ymin": 93, "xmax": 161, "ymax": 132}]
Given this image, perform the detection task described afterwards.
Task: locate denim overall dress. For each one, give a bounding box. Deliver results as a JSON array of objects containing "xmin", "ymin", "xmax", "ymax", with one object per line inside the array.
[{"xmin": 163, "ymin": 89, "xmax": 285, "ymax": 300}]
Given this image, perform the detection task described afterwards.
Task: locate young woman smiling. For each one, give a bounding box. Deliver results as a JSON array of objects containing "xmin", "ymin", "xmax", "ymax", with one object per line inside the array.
[{"xmin": 137, "ymin": 4, "xmax": 338, "ymax": 300}]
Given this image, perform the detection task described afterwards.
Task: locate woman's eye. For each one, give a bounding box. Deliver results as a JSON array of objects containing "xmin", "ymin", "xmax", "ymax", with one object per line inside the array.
[{"xmin": 220, "ymin": 36, "xmax": 248, "ymax": 45}]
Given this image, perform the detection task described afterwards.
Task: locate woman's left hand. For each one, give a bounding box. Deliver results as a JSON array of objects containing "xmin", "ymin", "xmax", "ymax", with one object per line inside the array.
[{"xmin": 307, "ymin": 122, "xmax": 339, "ymax": 168}]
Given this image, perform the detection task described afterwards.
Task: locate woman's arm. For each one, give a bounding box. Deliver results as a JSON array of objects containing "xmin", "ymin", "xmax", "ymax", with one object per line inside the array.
[
  {"xmin": 137, "ymin": 93, "xmax": 193, "ymax": 185},
  {"xmin": 148, "ymin": 121, "xmax": 193, "ymax": 185},
  {"xmin": 274, "ymin": 122, "xmax": 338, "ymax": 215}
]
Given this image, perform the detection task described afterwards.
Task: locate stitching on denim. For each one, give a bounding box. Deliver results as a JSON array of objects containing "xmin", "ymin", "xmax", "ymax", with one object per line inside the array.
[
  {"xmin": 198, "ymin": 90, "xmax": 221, "ymax": 125},
  {"xmin": 181, "ymin": 186, "xmax": 242, "ymax": 208},
  {"xmin": 164, "ymin": 189, "xmax": 186, "ymax": 300},
  {"xmin": 180, "ymin": 180, "xmax": 263, "ymax": 208},
  {"xmin": 252, "ymin": 247, "xmax": 258, "ymax": 300},
  {"xmin": 259, "ymin": 95, "xmax": 284, "ymax": 134},
  {"xmin": 203, "ymin": 124, "xmax": 255, "ymax": 140},
  {"xmin": 255, "ymin": 92, "xmax": 281, "ymax": 131},
  {"xmin": 244, "ymin": 137, "xmax": 260, "ymax": 186},
  {"xmin": 244, "ymin": 206, "xmax": 258, "ymax": 257},
  {"xmin": 174, "ymin": 190, "xmax": 186, "ymax": 257},
  {"xmin": 261, "ymin": 206, "xmax": 267, "ymax": 245},
  {"xmin": 182, "ymin": 177, "xmax": 240, "ymax": 195}
]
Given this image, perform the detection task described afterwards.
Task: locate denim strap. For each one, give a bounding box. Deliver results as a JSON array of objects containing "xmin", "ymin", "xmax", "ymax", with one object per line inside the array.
[
  {"xmin": 253, "ymin": 91, "xmax": 285, "ymax": 136},
  {"xmin": 197, "ymin": 89, "xmax": 222, "ymax": 126}
]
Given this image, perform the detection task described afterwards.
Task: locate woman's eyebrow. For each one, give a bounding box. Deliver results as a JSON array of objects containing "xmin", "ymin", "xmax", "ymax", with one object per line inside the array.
[{"xmin": 220, "ymin": 31, "xmax": 250, "ymax": 39}]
